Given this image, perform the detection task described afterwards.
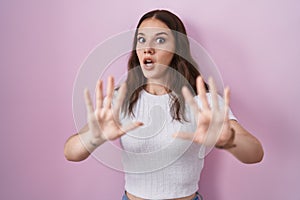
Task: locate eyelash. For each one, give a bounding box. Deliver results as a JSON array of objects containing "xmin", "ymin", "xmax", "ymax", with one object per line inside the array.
[
  {"xmin": 137, "ymin": 37, "xmax": 146, "ymax": 43},
  {"xmin": 137, "ymin": 37, "xmax": 166, "ymax": 44},
  {"xmin": 156, "ymin": 37, "xmax": 165, "ymax": 44}
]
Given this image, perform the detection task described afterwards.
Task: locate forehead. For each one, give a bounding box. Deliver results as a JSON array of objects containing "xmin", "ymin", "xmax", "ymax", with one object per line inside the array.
[{"xmin": 138, "ymin": 18, "xmax": 172, "ymax": 35}]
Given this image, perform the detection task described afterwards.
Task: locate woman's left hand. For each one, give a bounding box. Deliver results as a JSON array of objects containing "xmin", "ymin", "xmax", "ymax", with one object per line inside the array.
[{"xmin": 173, "ymin": 76, "xmax": 235, "ymax": 148}]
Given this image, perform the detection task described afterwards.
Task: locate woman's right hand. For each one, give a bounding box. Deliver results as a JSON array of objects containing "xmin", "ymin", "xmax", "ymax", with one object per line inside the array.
[{"xmin": 84, "ymin": 76, "xmax": 143, "ymax": 147}]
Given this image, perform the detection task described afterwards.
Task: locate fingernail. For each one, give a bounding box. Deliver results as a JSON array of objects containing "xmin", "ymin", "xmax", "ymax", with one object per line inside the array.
[{"xmin": 136, "ymin": 122, "xmax": 144, "ymax": 126}]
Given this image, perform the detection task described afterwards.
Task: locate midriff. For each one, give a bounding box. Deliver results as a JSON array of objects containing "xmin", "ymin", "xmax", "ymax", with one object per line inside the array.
[{"xmin": 126, "ymin": 191, "xmax": 197, "ymax": 200}]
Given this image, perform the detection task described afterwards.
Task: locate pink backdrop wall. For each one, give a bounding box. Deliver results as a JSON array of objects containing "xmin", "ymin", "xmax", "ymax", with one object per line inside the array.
[{"xmin": 1, "ymin": 0, "xmax": 299, "ymax": 199}]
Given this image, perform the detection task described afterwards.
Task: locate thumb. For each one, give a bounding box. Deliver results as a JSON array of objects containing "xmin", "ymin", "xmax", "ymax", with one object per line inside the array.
[{"xmin": 119, "ymin": 121, "xmax": 144, "ymax": 135}]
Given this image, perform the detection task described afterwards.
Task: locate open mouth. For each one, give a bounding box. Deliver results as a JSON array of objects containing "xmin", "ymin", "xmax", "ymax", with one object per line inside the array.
[{"xmin": 143, "ymin": 58, "xmax": 154, "ymax": 67}]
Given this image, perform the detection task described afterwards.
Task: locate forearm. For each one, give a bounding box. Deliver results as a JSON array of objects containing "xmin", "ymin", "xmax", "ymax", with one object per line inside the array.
[
  {"xmin": 64, "ymin": 125, "xmax": 106, "ymax": 162},
  {"xmin": 223, "ymin": 120, "xmax": 264, "ymax": 164}
]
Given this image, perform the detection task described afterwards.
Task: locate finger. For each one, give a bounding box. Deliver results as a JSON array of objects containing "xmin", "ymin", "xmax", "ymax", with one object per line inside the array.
[
  {"xmin": 114, "ymin": 83, "xmax": 126, "ymax": 114},
  {"xmin": 119, "ymin": 121, "xmax": 144, "ymax": 135},
  {"xmin": 96, "ymin": 80, "xmax": 103, "ymax": 110},
  {"xmin": 105, "ymin": 76, "xmax": 114, "ymax": 109},
  {"xmin": 197, "ymin": 76, "xmax": 210, "ymax": 110},
  {"xmin": 182, "ymin": 86, "xmax": 201, "ymax": 115},
  {"xmin": 208, "ymin": 77, "xmax": 219, "ymax": 111},
  {"xmin": 84, "ymin": 88, "xmax": 95, "ymax": 114},
  {"xmin": 172, "ymin": 131, "xmax": 195, "ymax": 141},
  {"xmin": 224, "ymin": 86, "xmax": 230, "ymax": 117},
  {"xmin": 224, "ymin": 86, "xmax": 230, "ymax": 108}
]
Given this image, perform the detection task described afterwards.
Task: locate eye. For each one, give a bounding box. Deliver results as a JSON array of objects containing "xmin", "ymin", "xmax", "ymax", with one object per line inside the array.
[
  {"xmin": 156, "ymin": 37, "xmax": 165, "ymax": 44},
  {"xmin": 137, "ymin": 37, "xmax": 146, "ymax": 43}
]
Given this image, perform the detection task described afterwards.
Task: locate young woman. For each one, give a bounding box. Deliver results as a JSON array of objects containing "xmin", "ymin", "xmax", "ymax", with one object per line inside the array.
[{"xmin": 64, "ymin": 10, "xmax": 264, "ymax": 200}]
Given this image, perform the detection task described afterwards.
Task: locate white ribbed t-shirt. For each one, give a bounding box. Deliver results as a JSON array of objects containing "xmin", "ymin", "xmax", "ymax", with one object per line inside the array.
[{"xmin": 120, "ymin": 90, "xmax": 236, "ymax": 199}]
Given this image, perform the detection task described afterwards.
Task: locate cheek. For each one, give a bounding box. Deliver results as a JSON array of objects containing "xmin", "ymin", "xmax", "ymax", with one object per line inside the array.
[
  {"xmin": 160, "ymin": 52, "xmax": 174, "ymax": 65},
  {"xmin": 136, "ymin": 50, "xmax": 143, "ymax": 62}
]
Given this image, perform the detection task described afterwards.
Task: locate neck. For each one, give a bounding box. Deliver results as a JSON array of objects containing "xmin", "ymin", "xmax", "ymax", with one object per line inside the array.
[{"xmin": 144, "ymin": 83, "xmax": 169, "ymax": 95}]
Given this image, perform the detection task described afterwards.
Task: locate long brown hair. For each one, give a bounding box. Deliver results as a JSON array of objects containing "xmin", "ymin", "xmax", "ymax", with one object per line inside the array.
[{"xmin": 123, "ymin": 9, "xmax": 208, "ymax": 121}]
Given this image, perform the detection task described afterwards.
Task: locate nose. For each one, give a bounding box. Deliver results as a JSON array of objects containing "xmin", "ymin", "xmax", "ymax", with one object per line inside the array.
[{"xmin": 144, "ymin": 47, "xmax": 155, "ymax": 55}]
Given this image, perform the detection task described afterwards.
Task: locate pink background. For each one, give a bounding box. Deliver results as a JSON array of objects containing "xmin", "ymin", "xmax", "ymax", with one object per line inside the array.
[{"xmin": 1, "ymin": 0, "xmax": 299, "ymax": 199}]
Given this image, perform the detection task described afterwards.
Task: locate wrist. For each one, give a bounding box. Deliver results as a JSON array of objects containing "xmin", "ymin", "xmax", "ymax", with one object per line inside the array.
[
  {"xmin": 89, "ymin": 136, "xmax": 105, "ymax": 147},
  {"xmin": 81, "ymin": 130, "xmax": 106, "ymax": 150},
  {"xmin": 215, "ymin": 128, "xmax": 236, "ymax": 149},
  {"xmin": 89, "ymin": 131, "xmax": 107, "ymax": 147}
]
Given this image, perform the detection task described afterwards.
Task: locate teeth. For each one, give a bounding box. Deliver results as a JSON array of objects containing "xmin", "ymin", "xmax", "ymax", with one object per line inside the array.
[
  {"xmin": 144, "ymin": 59, "xmax": 153, "ymax": 64},
  {"xmin": 146, "ymin": 63, "xmax": 153, "ymax": 67}
]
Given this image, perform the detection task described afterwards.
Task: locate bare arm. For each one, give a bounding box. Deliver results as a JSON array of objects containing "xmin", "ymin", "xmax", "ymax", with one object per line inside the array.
[
  {"xmin": 64, "ymin": 125, "xmax": 106, "ymax": 162},
  {"xmin": 223, "ymin": 120, "xmax": 264, "ymax": 164}
]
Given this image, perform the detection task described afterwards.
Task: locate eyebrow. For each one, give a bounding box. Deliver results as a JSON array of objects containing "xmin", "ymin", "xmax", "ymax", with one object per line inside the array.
[{"xmin": 137, "ymin": 32, "xmax": 168, "ymax": 36}]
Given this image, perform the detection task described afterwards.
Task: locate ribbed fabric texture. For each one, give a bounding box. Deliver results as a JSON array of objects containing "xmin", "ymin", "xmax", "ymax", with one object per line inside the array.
[{"xmin": 120, "ymin": 90, "xmax": 236, "ymax": 199}]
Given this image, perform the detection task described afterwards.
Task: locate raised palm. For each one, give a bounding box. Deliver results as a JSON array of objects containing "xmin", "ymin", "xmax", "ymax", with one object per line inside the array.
[
  {"xmin": 84, "ymin": 76, "xmax": 143, "ymax": 145},
  {"xmin": 174, "ymin": 77, "xmax": 233, "ymax": 148}
]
